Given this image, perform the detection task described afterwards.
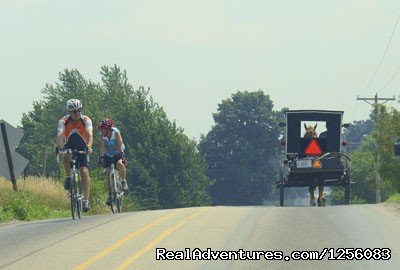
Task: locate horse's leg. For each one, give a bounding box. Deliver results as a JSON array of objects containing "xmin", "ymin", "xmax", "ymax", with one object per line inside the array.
[
  {"xmin": 309, "ymin": 186, "xmax": 316, "ymax": 206},
  {"xmin": 317, "ymin": 186, "xmax": 326, "ymax": 207}
]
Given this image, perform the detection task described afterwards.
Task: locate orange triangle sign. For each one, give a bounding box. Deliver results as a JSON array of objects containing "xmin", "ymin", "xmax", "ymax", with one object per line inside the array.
[
  {"xmin": 305, "ymin": 139, "xmax": 322, "ymax": 156},
  {"xmin": 313, "ymin": 159, "xmax": 322, "ymax": 168}
]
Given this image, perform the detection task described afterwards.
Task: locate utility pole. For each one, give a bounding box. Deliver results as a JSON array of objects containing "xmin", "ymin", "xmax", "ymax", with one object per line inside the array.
[{"xmin": 357, "ymin": 93, "xmax": 395, "ymax": 203}]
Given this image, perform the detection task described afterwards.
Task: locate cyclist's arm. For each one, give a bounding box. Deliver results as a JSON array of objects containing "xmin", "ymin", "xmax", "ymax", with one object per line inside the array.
[
  {"xmin": 99, "ymin": 135, "xmax": 105, "ymax": 156},
  {"xmin": 86, "ymin": 126, "xmax": 93, "ymax": 148},
  {"xmin": 56, "ymin": 120, "xmax": 65, "ymax": 148},
  {"xmin": 84, "ymin": 118, "xmax": 94, "ymax": 148},
  {"xmin": 116, "ymin": 131, "xmax": 124, "ymax": 154}
]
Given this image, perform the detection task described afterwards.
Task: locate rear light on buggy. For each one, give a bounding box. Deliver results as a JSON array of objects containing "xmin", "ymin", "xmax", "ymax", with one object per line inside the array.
[
  {"xmin": 283, "ymin": 160, "xmax": 289, "ymax": 165},
  {"xmin": 341, "ymin": 141, "xmax": 347, "ymax": 146}
]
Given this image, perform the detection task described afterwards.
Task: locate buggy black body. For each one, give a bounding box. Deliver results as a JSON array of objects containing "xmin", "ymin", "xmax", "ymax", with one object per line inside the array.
[{"xmin": 277, "ymin": 110, "xmax": 352, "ymax": 206}]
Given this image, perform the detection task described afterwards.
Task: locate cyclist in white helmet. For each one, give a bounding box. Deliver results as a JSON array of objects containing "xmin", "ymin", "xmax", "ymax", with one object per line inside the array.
[{"xmin": 56, "ymin": 99, "xmax": 93, "ymax": 212}]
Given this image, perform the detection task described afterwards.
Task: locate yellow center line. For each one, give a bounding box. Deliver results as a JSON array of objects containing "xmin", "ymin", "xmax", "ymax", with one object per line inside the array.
[
  {"xmin": 116, "ymin": 207, "xmax": 209, "ymax": 270},
  {"xmin": 74, "ymin": 209, "xmax": 185, "ymax": 270}
]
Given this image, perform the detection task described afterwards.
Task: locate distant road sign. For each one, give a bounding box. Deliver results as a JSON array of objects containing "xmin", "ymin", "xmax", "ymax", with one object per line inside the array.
[
  {"xmin": 0, "ymin": 152, "xmax": 29, "ymax": 180},
  {"xmin": 0, "ymin": 120, "xmax": 24, "ymax": 153},
  {"xmin": 0, "ymin": 119, "xmax": 29, "ymax": 189}
]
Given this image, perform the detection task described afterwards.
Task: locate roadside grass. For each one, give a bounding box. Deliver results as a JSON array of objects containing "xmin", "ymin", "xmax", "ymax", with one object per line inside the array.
[
  {"xmin": 0, "ymin": 172, "xmax": 139, "ymax": 223},
  {"xmin": 386, "ymin": 193, "xmax": 400, "ymax": 203},
  {"xmin": 0, "ymin": 177, "xmax": 70, "ymax": 222}
]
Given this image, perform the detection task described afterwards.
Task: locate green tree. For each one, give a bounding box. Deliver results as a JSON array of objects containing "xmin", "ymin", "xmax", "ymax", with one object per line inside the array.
[
  {"xmin": 374, "ymin": 105, "xmax": 400, "ymax": 194},
  {"xmin": 198, "ymin": 90, "xmax": 281, "ymax": 205},
  {"xmin": 345, "ymin": 119, "xmax": 374, "ymax": 152}
]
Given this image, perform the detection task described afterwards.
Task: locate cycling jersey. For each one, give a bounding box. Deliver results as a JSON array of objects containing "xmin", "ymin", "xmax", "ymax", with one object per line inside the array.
[
  {"xmin": 102, "ymin": 127, "xmax": 125, "ymax": 156},
  {"xmin": 58, "ymin": 115, "xmax": 92, "ymax": 150}
]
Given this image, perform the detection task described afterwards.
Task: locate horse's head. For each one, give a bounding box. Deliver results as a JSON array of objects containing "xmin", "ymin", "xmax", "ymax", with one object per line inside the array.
[{"xmin": 304, "ymin": 123, "xmax": 318, "ymax": 138}]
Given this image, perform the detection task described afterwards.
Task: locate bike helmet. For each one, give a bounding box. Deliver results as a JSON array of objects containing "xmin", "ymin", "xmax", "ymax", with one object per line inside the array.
[
  {"xmin": 97, "ymin": 118, "xmax": 114, "ymax": 130},
  {"xmin": 66, "ymin": 99, "xmax": 83, "ymax": 111}
]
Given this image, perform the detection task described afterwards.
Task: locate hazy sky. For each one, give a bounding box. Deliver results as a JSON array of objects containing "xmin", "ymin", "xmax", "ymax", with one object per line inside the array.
[{"xmin": 1, "ymin": 0, "xmax": 400, "ymax": 139}]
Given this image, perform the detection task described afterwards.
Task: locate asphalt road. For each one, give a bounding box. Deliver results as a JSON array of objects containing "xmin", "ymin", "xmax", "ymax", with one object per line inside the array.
[{"xmin": 1, "ymin": 204, "xmax": 400, "ymax": 270}]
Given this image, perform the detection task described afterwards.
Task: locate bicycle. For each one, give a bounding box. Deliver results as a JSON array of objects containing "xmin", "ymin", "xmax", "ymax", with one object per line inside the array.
[
  {"xmin": 57, "ymin": 149, "xmax": 88, "ymax": 219},
  {"xmin": 108, "ymin": 162, "xmax": 124, "ymax": 213}
]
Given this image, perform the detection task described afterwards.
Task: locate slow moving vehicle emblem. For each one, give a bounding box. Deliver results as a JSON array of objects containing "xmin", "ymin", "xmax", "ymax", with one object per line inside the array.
[{"xmin": 305, "ymin": 139, "xmax": 322, "ymax": 156}]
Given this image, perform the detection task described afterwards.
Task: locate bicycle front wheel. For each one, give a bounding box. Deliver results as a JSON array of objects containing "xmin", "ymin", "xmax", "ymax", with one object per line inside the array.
[
  {"xmin": 76, "ymin": 173, "xmax": 82, "ymax": 219},
  {"xmin": 109, "ymin": 172, "xmax": 117, "ymax": 213},
  {"xmin": 71, "ymin": 195, "xmax": 77, "ymax": 220},
  {"xmin": 77, "ymin": 197, "xmax": 82, "ymax": 219},
  {"xmin": 70, "ymin": 174, "xmax": 78, "ymax": 219},
  {"xmin": 71, "ymin": 172, "xmax": 83, "ymax": 220},
  {"xmin": 116, "ymin": 181, "xmax": 123, "ymax": 213}
]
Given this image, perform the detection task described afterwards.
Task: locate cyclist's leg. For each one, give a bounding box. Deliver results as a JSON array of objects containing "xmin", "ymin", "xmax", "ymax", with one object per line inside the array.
[
  {"xmin": 62, "ymin": 144, "xmax": 72, "ymax": 173},
  {"xmin": 104, "ymin": 156, "xmax": 113, "ymax": 192},
  {"xmin": 103, "ymin": 156, "xmax": 113, "ymax": 205},
  {"xmin": 116, "ymin": 158, "xmax": 126, "ymax": 180},
  {"xmin": 116, "ymin": 157, "xmax": 128, "ymax": 190},
  {"xmin": 78, "ymin": 154, "xmax": 90, "ymax": 201},
  {"xmin": 105, "ymin": 167, "xmax": 111, "ymax": 192},
  {"xmin": 63, "ymin": 153, "xmax": 72, "ymax": 175},
  {"xmin": 62, "ymin": 153, "xmax": 72, "ymax": 190}
]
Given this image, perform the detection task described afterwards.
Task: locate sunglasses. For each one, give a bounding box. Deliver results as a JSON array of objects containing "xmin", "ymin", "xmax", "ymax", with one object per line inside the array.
[{"xmin": 69, "ymin": 109, "xmax": 81, "ymax": 114}]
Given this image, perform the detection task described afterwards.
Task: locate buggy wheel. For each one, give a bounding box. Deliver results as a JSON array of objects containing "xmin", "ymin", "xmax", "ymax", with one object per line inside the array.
[
  {"xmin": 344, "ymin": 179, "xmax": 350, "ymax": 205},
  {"xmin": 279, "ymin": 168, "xmax": 284, "ymax": 207}
]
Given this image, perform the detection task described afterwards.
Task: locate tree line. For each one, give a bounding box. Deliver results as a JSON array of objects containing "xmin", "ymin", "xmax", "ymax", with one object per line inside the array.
[{"xmin": 18, "ymin": 64, "xmax": 398, "ymax": 208}]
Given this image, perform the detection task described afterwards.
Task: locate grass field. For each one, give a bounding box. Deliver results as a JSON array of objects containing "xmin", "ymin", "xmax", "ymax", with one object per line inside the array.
[
  {"xmin": 0, "ymin": 177, "xmax": 70, "ymax": 222},
  {"xmin": 0, "ymin": 176, "xmax": 138, "ymax": 223}
]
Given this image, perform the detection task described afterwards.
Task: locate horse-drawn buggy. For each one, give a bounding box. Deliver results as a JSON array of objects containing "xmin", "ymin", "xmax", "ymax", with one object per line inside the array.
[{"xmin": 277, "ymin": 110, "xmax": 352, "ymax": 207}]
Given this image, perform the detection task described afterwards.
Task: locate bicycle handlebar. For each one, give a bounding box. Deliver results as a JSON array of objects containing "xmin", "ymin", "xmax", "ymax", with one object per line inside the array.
[
  {"xmin": 56, "ymin": 149, "xmax": 88, "ymax": 163},
  {"xmin": 59, "ymin": 149, "xmax": 88, "ymax": 155}
]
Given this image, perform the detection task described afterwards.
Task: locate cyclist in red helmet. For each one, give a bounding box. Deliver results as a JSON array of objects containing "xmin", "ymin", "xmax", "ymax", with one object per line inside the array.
[{"xmin": 97, "ymin": 118, "xmax": 128, "ymax": 204}]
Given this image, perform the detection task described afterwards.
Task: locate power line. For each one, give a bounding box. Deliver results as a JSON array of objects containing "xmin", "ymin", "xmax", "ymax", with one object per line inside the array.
[
  {"xmin": 350, "ymin": 99, "xmax": 359, "ymax": 123},
  {"xmin": 378, "ymin": 62, "xmax": 400, "ymax": 94},
  {"xmin": 361, "ymin": 12, "xmax": 400, "ymax": 94}
]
